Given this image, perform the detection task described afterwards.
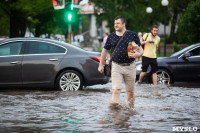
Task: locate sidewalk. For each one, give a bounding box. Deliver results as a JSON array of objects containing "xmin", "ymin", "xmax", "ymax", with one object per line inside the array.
[{"xmin": 83, "ymin": 47, "xmax": 93, "ymax": 51}]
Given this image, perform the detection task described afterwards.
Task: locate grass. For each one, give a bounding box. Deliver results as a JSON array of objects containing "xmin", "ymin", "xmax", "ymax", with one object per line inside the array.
[{"xmin": 157, "ymin": 52, "xmax": 173, "ymax": 57}]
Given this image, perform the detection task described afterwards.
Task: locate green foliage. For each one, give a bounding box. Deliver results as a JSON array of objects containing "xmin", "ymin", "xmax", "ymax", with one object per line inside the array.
[
  {"xmin": 157, "ymin": 52, "xmax": 173, "ymax": 57},
  {"xmin": 0, "ymin": 0, "xmax": 197, "ymax": 40},
  {"xmin": 172, "ymin": 41, "xmax": 180, "ymax": 52},
  {"xmin": 0, "ymin": 8, "xmax": 9, "ymax": 36},
  {"xmin": 91, "ymin": 0, "xmax": 171, "ymax": 33},
  {"xmin": 176, "ymin": 0, "xmax": 200, "ymax": 45},
  {"xmin": 91, "ymin": 0, "xmax": 196, "ymax": 44},
  {"xmin": 0, "ymin": 0, "xmax": 81, "ymax": 37}
]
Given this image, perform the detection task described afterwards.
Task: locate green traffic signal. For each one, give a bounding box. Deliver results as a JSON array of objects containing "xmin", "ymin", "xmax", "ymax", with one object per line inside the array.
[
  {"xmin": 64, "ymin": 10, "xmax": 73, "ymax": 23},
  {"xmin": 68, "ymin": 13, "xmax": 72, "ymax": 21},
  {"xmin": 64, "ymin": 2, "xmax": 78, "ymax": 23}
]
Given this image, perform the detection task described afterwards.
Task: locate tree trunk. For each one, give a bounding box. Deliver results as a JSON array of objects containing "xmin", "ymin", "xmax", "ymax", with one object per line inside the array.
[
  {"xmin": 47, "ymin": 33, "xmax": 51, "ymax": 38},
  {"xmin": 35, "ymin": 25, "xmax": 41, "ymax": 37},
  {"xmin": 10, "ymin": 9, "xmax": 26, "ymax": 38},
  {"xmin": 169, "ymin": 9, "xmax": 178, "ymax": 43}
]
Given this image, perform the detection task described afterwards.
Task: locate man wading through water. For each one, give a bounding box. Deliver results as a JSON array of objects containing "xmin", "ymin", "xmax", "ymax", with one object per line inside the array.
[
  {"xmin": 138, "ymin": 25, "xmax": 160, "ymax": 88},
  {"xmin": 98, "ymin": 16, "xmax": 143, "ymax": 108}
]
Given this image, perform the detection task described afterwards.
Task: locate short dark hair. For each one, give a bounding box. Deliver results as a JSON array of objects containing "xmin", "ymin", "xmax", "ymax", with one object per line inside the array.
[
  {"xmin": 151, "ymin": 25, "xmax": 158, "ymax": 30},
  {"xmin": 114, "ymin": 16, "xmax": 127, "ymax": 25}
]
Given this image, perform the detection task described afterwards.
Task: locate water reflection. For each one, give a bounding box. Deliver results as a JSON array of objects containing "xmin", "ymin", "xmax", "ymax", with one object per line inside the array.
[
  {"xmin": 107, "ymin": 108, "xmax": 135, "ymax": 131},
  {"xmin": 0, "ymin": 83, "xmax": 199, "ymax": 132}
]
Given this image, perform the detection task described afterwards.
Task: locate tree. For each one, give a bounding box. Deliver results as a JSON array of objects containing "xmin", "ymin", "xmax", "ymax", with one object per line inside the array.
[
  {"xmin": 90, "ymin": 0, "xmax": 170, "ymax": 34},
  {"xmin": 91, "ymin": 0, "xmax": 196, "ymax": 44},
  {"xmin": 0, "ymin": 0, "xmax": 68, "ymax": 37},
  {"xmin": 176, "ymin": 0, "xmax": 200, "ymax": 45},
  {"xmin": 0, "ymin": 0, "xmax": 28, "ymax": 37},
  {"xmin": 168, "ymin": 0, "xmax": 195, "ymax": 43},
  {"xmin": 0, "ymin": 8, "xmax": 9, "ymax": 36}
]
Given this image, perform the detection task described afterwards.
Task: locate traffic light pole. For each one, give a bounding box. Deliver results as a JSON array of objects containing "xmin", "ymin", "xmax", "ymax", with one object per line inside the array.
[{"xmin": 68, "ymin": 23, "xmax": 72, "ymax": 44}]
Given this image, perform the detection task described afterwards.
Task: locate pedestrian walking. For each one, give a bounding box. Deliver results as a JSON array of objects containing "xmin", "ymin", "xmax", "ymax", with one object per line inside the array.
[
  {"xmin": 92, "ymin": 37, "xmax": 100, "ymax": 52},
  {"xmin": 138, "ymin": 25, "xmax": 160, "ymax": 87},
  {"xmin": 98, "ymin": 16, "xmax": 143, "ymax": 108},
  {"xmin": 102, "ymin": 33, "xmax": 109, "ymax": 48}
]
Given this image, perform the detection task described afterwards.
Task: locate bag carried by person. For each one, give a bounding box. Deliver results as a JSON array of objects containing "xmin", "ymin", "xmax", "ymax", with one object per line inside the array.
[
  {"xmin": 104, "ymin": 31, "xmax": 127, "ymax": 77},
  {"xmin": 104, "ymin": 62, "xmax": 112, "ymax": 77}
]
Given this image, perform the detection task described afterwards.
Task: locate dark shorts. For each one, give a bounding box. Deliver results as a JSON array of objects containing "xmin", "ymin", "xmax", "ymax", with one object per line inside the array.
[{"xmin": 142, "ymin": 56, "xmax": 157, "ymax": 73}]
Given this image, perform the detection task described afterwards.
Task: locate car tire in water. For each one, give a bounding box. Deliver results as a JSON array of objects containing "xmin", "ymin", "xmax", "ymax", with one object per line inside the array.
[
  {"xmin": 156, "ymin": 69, "xmax": 172, "ymax": 85},
  {"xmin": 56, "ymin": 70, "xmax": 83, "ymax": 91}
]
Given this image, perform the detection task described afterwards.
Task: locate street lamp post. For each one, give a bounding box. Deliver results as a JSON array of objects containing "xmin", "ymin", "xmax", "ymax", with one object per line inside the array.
[
  {"xmin": 161, "ymin": 0, "xmax": 168, "ymax": 56},
  {"xmin": 68, "ymin": 23, "xmax": 72, "ymax": 43},
  {"xmin": 146, "ymin": 7, "xmax": 153, "ymax": 30}
]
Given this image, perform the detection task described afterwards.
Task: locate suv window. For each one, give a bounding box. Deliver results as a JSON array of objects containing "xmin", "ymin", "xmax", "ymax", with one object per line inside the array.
[
  {"xmin": 0, "ymin": 42, "xmax": 22, "ymax": 56},
  {"xmin": 189, "ymin": 47, "xmax": 200, "ymax": 57},
  {"xmin": 27, "ymin": 41, "xmax": 66, "ymax": 54}
]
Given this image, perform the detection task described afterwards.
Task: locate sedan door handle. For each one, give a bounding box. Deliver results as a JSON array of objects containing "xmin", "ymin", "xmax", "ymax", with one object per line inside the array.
[
  {"xmin": 49, "ymin": 58, "xmax": 58, "ymax": 61},
  {"xmin": 10, "ymin": 61, "xmax": 18, "ymax": 64}
]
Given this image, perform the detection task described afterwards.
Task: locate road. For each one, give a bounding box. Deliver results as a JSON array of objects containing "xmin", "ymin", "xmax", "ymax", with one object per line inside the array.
[{"xmin": 0, "ymin": 82, "xmax": 199, "ymax": 132}]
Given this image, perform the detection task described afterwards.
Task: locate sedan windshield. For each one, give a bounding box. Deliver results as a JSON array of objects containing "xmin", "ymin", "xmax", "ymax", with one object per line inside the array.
[{"xmin": 170, "ymin": 45, "xmax": 194, "ymax": 57}]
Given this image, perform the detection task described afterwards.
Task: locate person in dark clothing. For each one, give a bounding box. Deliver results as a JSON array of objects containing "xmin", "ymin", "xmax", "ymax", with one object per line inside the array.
[{"xmin": 98, "ymin": 16, "xmax": 143, "ymax": 108}]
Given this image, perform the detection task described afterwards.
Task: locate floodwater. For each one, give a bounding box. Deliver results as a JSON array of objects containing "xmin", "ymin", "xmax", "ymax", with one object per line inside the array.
[{"xmin": 0, "ymin": 83, "xmax": 200, "ymax": 133}]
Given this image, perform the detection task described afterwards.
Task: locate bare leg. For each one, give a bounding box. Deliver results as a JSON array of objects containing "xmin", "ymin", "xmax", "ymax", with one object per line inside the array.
[
  {"xmin": 139, "ymin": 72, "xmax": 146, "ymax": 83},
  {"xmin": 152, "ymin": 73, "xmax": 157, "ymax": 87},
  {"xmin": 110, "ymin": 89, "xmax": 121, "ymax": 108},
  {"xmin": 126, "ymin": 91, "xmax": 135, "ymax": 108}
]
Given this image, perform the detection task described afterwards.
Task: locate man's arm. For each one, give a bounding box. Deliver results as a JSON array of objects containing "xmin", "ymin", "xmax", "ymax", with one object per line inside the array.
[
  {"xmin": 155, "ymin": 38, "xmax": 160, "ymax": 54},
  {"xmin": 156, "ymin": 46, "xmax": 158, "ymax": 54},
  {"xmin": 98, "ymin": 48, "xmax": 108, "ymax": 73},
  {"xmin": 141, "ymin": 33, "xmax": 150, "ymax": 45},
  {"xmin": 141, "ymin": 40, "xmax": 150, "ymax": 45}
]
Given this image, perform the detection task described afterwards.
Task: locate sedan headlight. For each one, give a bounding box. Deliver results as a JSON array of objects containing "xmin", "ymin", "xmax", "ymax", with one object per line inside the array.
[
  {"xmin": 136, "ymin": 63, "xmax": 142, "ymax": 75},
  {"xmin": 136, "ymin": 63, "xmax": 142, "ymax": 71}
]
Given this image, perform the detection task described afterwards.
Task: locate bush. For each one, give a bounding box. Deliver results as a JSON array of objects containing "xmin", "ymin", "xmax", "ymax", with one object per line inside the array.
[
  {"xmin": 176, "ymin": 0, "xmax": 200, "ymax": 45},
  {"xmin": 172, "ymin": 42, "xmax": 181, "ymax": 52}
]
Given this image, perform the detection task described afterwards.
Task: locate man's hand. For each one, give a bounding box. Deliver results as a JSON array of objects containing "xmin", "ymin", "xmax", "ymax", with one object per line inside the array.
[
  {"xmin": 98, "ymin": 64, "xmax": 104, "ymax": 73},
  {"xmin": 129, "ymin": 46, "xmax": 143, "ymax": 58},
  {"xmin": 129, "ymin": 50, "xmax": 141, "ymax": 58},
  {"xmin": 98, "ymin": 48, "xmax": 108, "ymax": 73}
]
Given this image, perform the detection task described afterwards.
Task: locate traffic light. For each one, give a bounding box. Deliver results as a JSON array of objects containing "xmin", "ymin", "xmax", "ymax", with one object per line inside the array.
[
  {"xmin": 52, "ymin": 0, "xmax": 65, "ymax": 10},
  {"xmin": 52, "ymin": 0, "xmax": 57, "ymax": 6},
  {"xmin": 68, "ymin": 13, "xmax": 72, "ymax": 21},
  {"xmin": 64, "ymin": 10, "xmax": 74, "ymax": 23},
  {"xmin": 64, "ymin": 2, "xmax": 78, "ymax": 23},
  {"xmin": 75, "ymin": 0, "xmax": 79, "ymax": 4}
]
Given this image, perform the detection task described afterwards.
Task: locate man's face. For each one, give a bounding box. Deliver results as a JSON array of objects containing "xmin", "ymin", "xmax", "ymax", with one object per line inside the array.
[
  {"xmin": 114, "ymin": 19, "xmax": 125, "ymax": 32},
  {"xmin": 151, "ymin": 28, "xmax": 159, "ymax": 36}
]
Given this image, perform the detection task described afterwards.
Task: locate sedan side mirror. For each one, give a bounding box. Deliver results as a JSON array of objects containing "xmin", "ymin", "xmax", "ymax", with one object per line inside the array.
[{"xmin": 182, "ymin": 53, "xmax": 191, "ymax": 58}]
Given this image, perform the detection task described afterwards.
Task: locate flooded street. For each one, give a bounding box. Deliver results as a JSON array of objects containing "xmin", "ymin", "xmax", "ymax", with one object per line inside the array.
[{"xmin": 0, "ymin": 83, "xmax": 200, "ymax": 132}]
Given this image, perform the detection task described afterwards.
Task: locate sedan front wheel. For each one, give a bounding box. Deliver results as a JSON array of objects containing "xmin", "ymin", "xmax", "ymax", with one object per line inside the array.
[{"xmin": 56, "ymin": 70, "xmax": 83, "ymax": 91}]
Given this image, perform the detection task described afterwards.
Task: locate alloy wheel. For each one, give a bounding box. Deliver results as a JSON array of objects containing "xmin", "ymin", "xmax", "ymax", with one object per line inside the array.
[
  {"xmin": 59, "ymin": 72, "xmax": 81, "ymax": 91},
  {"xmin": 156, "ymin": 69, "xmax": 171, "ymax": 85}
]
